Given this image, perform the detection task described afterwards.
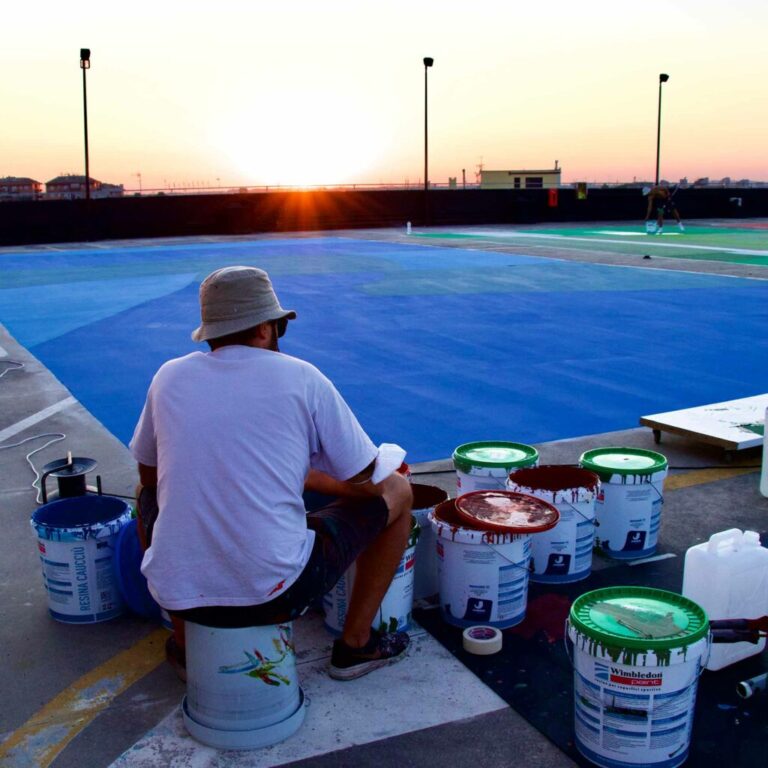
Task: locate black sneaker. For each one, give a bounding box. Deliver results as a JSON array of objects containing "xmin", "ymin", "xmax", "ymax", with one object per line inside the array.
[{"xmin": 329, "ymin": 629, "xmax": 410, "ymax": 681}]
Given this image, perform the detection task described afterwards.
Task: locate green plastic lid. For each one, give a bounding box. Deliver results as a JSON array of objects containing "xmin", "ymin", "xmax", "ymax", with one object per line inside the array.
[
  {"xmin": 579, "ymin": 447, "xmax": 668, "ymax": 478},
  {"xmin": 453, "ymin": 441, "xmax": 538, "ymax": 473},
  {"xmin": 570, "ymin": 587, "xmax": 708, "ymax": 651}
]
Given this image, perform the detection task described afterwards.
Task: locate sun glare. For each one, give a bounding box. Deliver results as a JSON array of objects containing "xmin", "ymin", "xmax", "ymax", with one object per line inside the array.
[{"xmin": 217, "ymin": 90, "xmax": 388, "ymax": 188}]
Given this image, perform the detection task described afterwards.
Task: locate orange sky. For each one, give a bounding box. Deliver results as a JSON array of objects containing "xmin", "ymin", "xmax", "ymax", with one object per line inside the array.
[{"xmin": 2, "ymin": 1, "xmax": 767, "ymax": 190}]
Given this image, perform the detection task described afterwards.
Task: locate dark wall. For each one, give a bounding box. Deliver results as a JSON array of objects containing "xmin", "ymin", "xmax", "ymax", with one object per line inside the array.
[{"xmin": 0, "ymin": 187, "xmax": 765, "ymax": 246}]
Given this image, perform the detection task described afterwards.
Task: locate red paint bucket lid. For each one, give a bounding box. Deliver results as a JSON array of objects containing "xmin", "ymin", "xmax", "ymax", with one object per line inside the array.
[{"xmin": 455, "ymin": 490, "xmax": 559, "ymax": 534}]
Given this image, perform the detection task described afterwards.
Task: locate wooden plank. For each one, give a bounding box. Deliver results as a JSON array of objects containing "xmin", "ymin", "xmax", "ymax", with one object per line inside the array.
[{"xmin": 640, "ymin": 394, "xmax": 768, "ymax": 451}]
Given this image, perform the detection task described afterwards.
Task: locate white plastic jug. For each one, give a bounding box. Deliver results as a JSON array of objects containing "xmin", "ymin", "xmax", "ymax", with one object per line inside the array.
[{"xmin": 682, "ymin": 528, "xmax": 768, "ymax": 670}]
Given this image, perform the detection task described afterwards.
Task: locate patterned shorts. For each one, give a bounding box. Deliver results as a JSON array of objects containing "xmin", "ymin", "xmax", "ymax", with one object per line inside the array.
[{"xmin": 172, "ymin": 495, "xmax": 389, "ymax": 628}]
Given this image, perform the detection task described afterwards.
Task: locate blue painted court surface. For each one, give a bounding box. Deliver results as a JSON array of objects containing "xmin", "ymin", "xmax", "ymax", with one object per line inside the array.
[{"xmin": 2, "ymin": 235, "xmax": 767, "ymax": 462}]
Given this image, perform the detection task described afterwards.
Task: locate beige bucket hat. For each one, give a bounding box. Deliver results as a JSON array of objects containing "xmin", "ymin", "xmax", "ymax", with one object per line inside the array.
[{"xmin": 191, "ymin": 266, "xmax": 296, "ymax": 342}]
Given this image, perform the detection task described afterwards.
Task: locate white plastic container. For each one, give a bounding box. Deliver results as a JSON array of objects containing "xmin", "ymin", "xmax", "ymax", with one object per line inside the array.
[{"xmin": 682, "ymin": 528, "xmax": 768, "ymax": 670}]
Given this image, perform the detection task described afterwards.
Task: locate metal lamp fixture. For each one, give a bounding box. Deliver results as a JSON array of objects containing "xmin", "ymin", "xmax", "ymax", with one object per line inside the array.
[
  {"xmin": 655, "ymin": 73, "xmax": 669, "ymax": 185},
  {"xmin": 80, "ymin": 48, "xmax": 91, "ymax": 201},
  {"xmin": 423, "ymin": 57, "xmax": 434, "ymax": 196}
]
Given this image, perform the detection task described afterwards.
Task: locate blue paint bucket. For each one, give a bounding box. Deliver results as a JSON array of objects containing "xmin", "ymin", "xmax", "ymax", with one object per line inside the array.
[
  {"xmin": 30, "ymin": 495, "xmax": 133, "ymax": 623},
  {"xmin": 115, "ymin": 518, "xmax": 162, "ymax": 621}
]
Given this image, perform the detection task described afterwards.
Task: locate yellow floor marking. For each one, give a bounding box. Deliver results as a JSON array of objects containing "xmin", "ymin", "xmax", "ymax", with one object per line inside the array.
[
  {"xmin": 665, "ymin": 466, "xmax": 757, "ymax": 491},
  {"xmin": 0, "ymin": 628, "xmax": 167, "ymax": 768}
]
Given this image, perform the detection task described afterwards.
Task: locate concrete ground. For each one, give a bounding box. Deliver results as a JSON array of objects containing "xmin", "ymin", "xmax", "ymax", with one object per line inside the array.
[{"xmin": 1, "ymin": 222, "xmax": 767, "ymax": 768}]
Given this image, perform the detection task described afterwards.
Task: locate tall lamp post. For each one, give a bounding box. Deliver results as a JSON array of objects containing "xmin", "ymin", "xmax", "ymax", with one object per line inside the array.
[
  {"xmin": 80, "ymin": 48, "xmax": 91, "ymax": 201},
  {"xmin": 655, "ymin": 73, "xmax": 669, "ymax": 186},
  {"xmin": 423, "ymin": 57, "xmax": 434, "ymax": 194},
  {"xmin": 423, "ymin": 57, "xmax": 434, "ymax": 224}
]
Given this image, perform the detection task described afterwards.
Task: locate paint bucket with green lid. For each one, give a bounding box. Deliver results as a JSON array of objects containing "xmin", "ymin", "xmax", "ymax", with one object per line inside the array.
[
  {"xmin": 579, "ymin": 447, "xmax": 668, "ymax": 559},
  {"xmin": 567, "ymin": 586, "xmax": 709, "ymax": 768},
  {"xmin": 453, "ymin": 441, "xmax": 538, "ymax": 495}
]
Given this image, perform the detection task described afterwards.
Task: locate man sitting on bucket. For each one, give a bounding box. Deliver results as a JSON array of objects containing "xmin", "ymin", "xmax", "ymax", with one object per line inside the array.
[{"xmin": 130, "ymin": 266, "xmax": 413, "ymax": 681}]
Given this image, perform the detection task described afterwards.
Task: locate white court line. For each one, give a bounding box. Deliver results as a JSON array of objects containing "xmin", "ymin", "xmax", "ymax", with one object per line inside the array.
[
  {"xmin": 628, "ymin": 553, "xmax": 677, "ymax": 566},
  {"xmin": 0, "ymin": 397, "xmax": 77, "ymax": 444},
  {"xmin": 470, "ymin": 230, "xmax": 768, "ymax": 257}
]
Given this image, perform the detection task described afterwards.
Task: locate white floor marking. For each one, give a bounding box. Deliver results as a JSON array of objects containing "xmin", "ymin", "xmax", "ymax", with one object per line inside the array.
[
  {"xmin": 0, "ymin": 397, "xmax": 77, "ymax": 444},
  {"xmin": 591, "ymin": 230, "xmax": 680, "ymax": 237},
  {"xmin": 111, "ymin": 612, "xmax": 506, "ymax": 767},
  {"xmin": 470, "ymin": 230, "xmax": 768, "ymax": 257},
  {"xmin": 628, "ymin": 553, "xmax": 677, "ymax": 566}
]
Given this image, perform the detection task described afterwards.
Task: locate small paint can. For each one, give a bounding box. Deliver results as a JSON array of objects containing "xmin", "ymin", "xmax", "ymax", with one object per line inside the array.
[
  {"xmin": 453, "ymin": 441, "xmax": 538, "ymax": 495},
  {"xmin": 579, "ymin": 448, "xmax": 667, "ymax": 559},
  {"xmin": 30, "ymin": 495, "xmax": 132, "ymax": 623}
]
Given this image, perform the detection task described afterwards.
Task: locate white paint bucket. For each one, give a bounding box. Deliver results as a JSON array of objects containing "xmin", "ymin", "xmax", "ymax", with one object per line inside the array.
[
  {"xmin": 580, "ymin": 448, "xmax": 668, "ymax": 560},
  {"xmin": 30, "ymin": 495, "xmax": 132, "ymax": 623},
  {"xmin": 507, "ymin": 466, "xmax": 600, "ymax": 583},
  {"xmin": 183, "ymin": 621, "xmax": 305, "ymax": 750},
  {"xmin": 410, "ymin": 483, "xmax": 449, "ymax": 600},
  {"xmin": 453, "ymin": 441, "xmax": 538, "ymax": 495},
  {"xmin": 323, "ymin": 516, "xmax": 419, "ymax": 635},
  {"xmin": 429, "ymin": 496, "xmax": 554, "ymax": 628},
  {"xmin": 567, "ymin": 586, "xmax": 709, "ymax": 768}
]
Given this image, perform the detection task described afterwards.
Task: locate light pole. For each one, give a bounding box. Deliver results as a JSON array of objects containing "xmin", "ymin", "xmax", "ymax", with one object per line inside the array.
[
  {"xmin": 655, "ymin": 73, "xmax": 669, "ymax": 186},
  {"xmin": 80, "ymin": 48, "xmax": 91, "ymax": 201},
  {"xmin": 423, "ymin": 57, "xmax": 433, "ymax": 195}
]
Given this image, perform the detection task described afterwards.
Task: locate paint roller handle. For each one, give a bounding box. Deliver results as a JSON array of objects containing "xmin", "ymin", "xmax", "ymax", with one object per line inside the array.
[
  {"xmin": 710, "ymin": 629, "xmax": 764, "ymax": 644},
  {"xmin": 709, "ymin": 616, "xmax": 768, "ymax": 632}
]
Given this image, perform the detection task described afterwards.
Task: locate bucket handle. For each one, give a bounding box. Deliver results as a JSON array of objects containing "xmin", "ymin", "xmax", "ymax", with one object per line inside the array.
[
  {"xmin": 564, "ymin": 619, "xmax": 574, "ymax": 667},
  {"xmin": 559, "ymin": 498, "xmax": 597, "ymax": 526},
  {"xmin": 483, "ymin": 543, "xmax": 532, "ymax": 574}
]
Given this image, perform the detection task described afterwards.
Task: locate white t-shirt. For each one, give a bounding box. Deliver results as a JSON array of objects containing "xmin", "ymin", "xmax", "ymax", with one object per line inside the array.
[{"xmin": 129, "ymin": 345, "xmax": 377, "ymax": 611}]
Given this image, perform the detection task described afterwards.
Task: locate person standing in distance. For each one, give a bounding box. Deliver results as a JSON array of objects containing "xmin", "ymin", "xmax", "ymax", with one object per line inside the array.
[
  {"xmin": 643, "ymin": 184, "xmax": 685, "ymax": 235},
  {"xmin": 130, "ymin": 266, "xmax": 413, "ymax": 681}
]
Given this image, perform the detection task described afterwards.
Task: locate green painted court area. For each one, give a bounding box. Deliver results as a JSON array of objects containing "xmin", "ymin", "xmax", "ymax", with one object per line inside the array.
[{"xmin": 416, "ymin": 223, "xmax": 768, "ymax": 266}]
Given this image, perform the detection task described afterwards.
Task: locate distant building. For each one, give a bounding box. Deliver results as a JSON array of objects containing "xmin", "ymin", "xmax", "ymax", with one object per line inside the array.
[
  {"xmin": 45, "ymin": 174, "xmax": 124, "ymax": 200},
  {"xmin": 480, "ymin": 164, "xmax": 562, "ymax": 190},
  {"xmin": 0, "ymin": 176, "xmax": 43, "ymax": 200}
]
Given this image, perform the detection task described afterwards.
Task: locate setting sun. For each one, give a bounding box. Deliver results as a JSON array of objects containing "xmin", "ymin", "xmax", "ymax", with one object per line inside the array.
[{"xmin": 215, "ymin": 89, "xmax": 391, "ymax": 187}]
